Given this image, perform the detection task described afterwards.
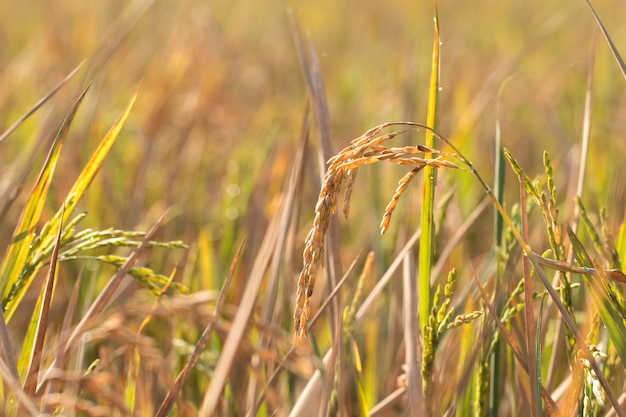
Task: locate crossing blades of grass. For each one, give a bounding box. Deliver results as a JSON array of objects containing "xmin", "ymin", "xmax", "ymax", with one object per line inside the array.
[
  {"xmin": 566, "ymin": 227, "xmax": 626, "ymax": 367},
  {"xmin": 471, "ymin": 269, "xmax": 559, "ymax": 415},
  {"xmin": 18, "ymin": 206, "xmax": 64, "ymax": 416},
  {"xmin": 0, "ymin": 84, "xmax": 90, "ymax": 318},
  {"xmin": 1, "ymin": 83, "xmax": 141, "ymax": 323},
  {"xmin": 155, "ymin": 239, "xmax": 243, "ymax": 417}
]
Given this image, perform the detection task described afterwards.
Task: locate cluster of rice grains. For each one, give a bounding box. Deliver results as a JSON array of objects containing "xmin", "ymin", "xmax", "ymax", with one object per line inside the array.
[{"xmin": 293, "ymin": 122, "xmax": 462, "ymax": 343}]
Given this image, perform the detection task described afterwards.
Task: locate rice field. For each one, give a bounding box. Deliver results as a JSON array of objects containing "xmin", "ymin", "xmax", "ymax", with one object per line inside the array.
[{"xmin": 1, "ymin": 0, "xmax": 626, "ymax": 416}]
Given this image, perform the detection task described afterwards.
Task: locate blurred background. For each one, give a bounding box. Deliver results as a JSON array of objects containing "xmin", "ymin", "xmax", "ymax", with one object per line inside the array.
[{"xmin": 1, "ymin": 0, "xmax": 625, "ymax": 258}]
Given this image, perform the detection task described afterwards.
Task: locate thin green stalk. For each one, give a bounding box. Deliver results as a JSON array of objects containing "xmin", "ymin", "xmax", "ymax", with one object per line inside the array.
[
  {"xmin": 419, "ymin": 0, "xmax": 440, "ymax": 331},
  {"xmin": 520, "ymin": 180, "xmax": 539, "ymax": 417},
  {"xmin": 489, "ymin": 71, "xmax": 508, "ymax": 417}
]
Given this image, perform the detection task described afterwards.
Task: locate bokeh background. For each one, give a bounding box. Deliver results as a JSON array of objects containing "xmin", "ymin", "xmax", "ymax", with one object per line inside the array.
[{"xmin": 1, "ymin": 0, "xmax": 625, "ymax": 251}]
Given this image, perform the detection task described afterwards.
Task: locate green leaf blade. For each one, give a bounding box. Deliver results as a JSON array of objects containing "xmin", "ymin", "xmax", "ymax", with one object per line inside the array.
[{"xmin": 0, "ymin": 85, "xmax": 90, "ymax": 320}]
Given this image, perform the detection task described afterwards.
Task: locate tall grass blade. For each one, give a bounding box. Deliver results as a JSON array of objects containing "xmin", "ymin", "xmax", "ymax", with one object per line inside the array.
[
  {"xmin": 490, "ymin": 70, "xmax": 513, "ymax": 417},
  {"xmin": 546, "ymin": 36, "xmax": 598, "ymax": 391},
  {"xmin": 0, "ymin": 84, "xmax": 90, "ymax": 318},
  {"xmin": 493, "ymin": 80, "xmax": 508, "ymax": 250},
  {"xmin": 40, "ymin": 268, "xmax": 84, "ymax": 402},
  {"xmin": 290, "ymin": 15, "xmax": 344, "ymax": 413},
  {"xmin": 520, "ymin": 180, "xmax": 539, "ymax": 417},
  {"xmin": 584, "ymin": 0, "xmax": 626, "ymax": 80},
  {"xmin": 0, "ymin": 357, "xmax": 39, "ymax": 416},
  {"xmin": 574, "ymin": 34, "xmax": 597, "ymax": 205},
  {"xmin": 19, "ymin": 206, "xmax": 64, "ymax": 415},
  {"xmin": 402, "ymin": 253, "xmax": 422, "ymax": 414},
  {"xmin": 0, "ymin": 307, "xmax": 19, "ymax": 408},
  {"xmin": 419, "ymin": 0, "xmax": 440, "ymax": 330},
  {"xmin": 50, "ymin": 82, "xmax": 142, "ymax": 239},
  {"xmin": 535, "ymin": 297, "xmax": 546, "ymax": 417},
  {"xmin": 0, "ymin": 62, "xmax": 84, "ymax": 146}
]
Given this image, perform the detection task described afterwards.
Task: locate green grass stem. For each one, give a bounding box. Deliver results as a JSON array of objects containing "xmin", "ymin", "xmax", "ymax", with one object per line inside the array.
[{"xmin": 418, "ymin": 0, "xmax": 440, "ymax": 332}]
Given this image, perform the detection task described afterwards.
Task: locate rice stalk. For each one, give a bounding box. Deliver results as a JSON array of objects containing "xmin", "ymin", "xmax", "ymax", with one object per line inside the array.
[
  {"xmin": 418, "ymin": 0, "xmax": 441, "ymax": 333},
  {"xmin": 402, "ymin": 253, "xmax": 421, "ymax": 415}
]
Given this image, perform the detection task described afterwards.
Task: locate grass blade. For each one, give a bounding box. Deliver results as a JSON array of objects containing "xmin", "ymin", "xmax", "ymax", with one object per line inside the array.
[
  {"xmin": 0, "ymin": 62, "xmax": 84, "ymax": 146},
  {"xmin": 535, "ymin": 297, "xmax": 546, "ymax": 417},
  {"xmin": 584, "ymin": 0, "xmax": 626, "ymax": 79},
  {"xmin": 51, "ymin": 82, "xmax": 142, "ymax": 238},
  {"xmin": 418, "ymin": 0, "xmax": 440, "ymax": 331},
  {"xmin": 291, "ymin": 9, "xmax": 343, "ymax": 342},
  {"xmin": 402, "ymin": 253, "xmax": 422, "ymax": 414},
  {"xmin": 520, "ymin": 179, "xmax": 539, "ymax": 417},
  {"xmin": 0, "ymin": 357, "xmax": 39, "ymax": 417},
  {"xmin": 0, "ymin": 84, "xmax": 91, "ymax": 319},
  {"xmin": 19, "ymin": 205, "xmax": 64, "ymax": 414},
  {"xmin": 39, "ymin": 268, "xmax": 84, "ymax": 402},
  {"xmin": 547, "ymin": 33, "xmax": 598, "ymax": 391},
  {"xmin": 0, "ymin": 307, "xmax": 19, "ymax": 409},
  {"xmin": 249, "ymin": 107, "xmax": 310, "ymax": 416}
]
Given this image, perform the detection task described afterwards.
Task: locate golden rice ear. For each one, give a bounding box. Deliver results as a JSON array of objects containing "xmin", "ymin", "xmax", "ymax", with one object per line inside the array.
[
  {"xmin": 342, "ymin": 168, "xmax": 358, "ymax": 220},
  {"xmin": 292, "ymin": 122, "xmax": 459, "ymax": 344},
  {"xmin": 380, "ymin": 167, "xmax": 423, "ymax": 235}
]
